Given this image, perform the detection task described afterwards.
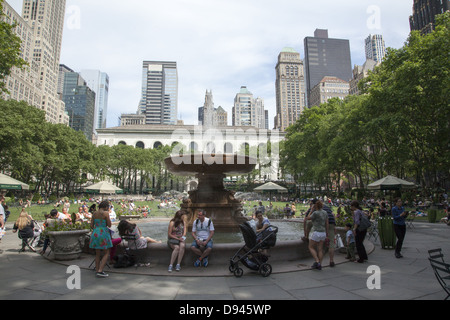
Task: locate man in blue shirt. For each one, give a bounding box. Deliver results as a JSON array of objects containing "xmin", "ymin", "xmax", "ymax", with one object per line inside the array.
[{"xmin": 392, "ymin": 198, "xmax": 408, "ymax": 258}]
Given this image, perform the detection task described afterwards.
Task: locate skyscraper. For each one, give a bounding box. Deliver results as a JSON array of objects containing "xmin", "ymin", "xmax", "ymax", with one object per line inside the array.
[
  {"xmin": 365, "ymin": 34, "xmax": 386, "ymax": 63},
  {"xmin": 22, "ymin": 0, "xmax": 68, "ymax": 124},
  {"xmin": 62, "ymin": 72, "xmax": 96, "ymax": 141},
  {"xmin": 274, "ymin": 47, "xmax": 306, "ymax": 132},
  {"xmin": 232, "ymin": 86, "xmax": 268, "ymax": 129},
  {"xmin": 1, "ymin": 0, "xmax": 68, "ymax": 124},
  {"xmin": 410, "ymin": 0, "xmax": 449, "ymax": 34},
  {"xmin": 198, "ymin": 90, "xmax": 228, "ymax": 127},
  {"xmin": 80, "ymin": 70, "xmax": 110, "ymax": 130},
  {"xmin": 139, "ymin": 61, "xmax": 178, "ymax": 125},
  {"xmin": 304, "ymin": 29, "xmax": 352, "ymax": 108}
]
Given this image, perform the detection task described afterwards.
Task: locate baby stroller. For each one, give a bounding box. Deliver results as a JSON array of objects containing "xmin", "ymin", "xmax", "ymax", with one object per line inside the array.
[{"xmin": 229, "ymin": 221, "xmax": 278, "ymax": 278}]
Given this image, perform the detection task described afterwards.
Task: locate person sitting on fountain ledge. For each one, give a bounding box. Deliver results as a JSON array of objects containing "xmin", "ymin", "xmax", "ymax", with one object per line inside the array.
[{"xmin": 191, "ymin": 210, "xmax": 215, "ymax": 267}]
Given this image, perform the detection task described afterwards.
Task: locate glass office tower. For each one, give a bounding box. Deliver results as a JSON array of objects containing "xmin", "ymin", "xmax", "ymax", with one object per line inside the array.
[{"xmin": 139, "ymin": 61, "xmax": 178, "ymax": 125}]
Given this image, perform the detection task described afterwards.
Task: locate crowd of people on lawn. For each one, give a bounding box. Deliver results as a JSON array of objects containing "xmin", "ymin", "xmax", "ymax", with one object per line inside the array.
[{"xmin": 1, "ymin": 193, "xmax": 449, "ymax": 278}]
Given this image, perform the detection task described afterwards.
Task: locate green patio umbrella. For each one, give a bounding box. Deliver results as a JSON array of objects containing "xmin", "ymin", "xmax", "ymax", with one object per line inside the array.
[
  {"xmin": 0, "ymin": 173, "xmax": 29, "ymax": 190},
  {"xmin": 367, "ymin": 175, "xmax": 416, "ymax": 191},
  {"xmin": 254, "ymin": 182, "xmax": 287, "ymax": 201},
  {"xmin": 368, "ymin": 175, "xmax": 416, "ymax": 250}
]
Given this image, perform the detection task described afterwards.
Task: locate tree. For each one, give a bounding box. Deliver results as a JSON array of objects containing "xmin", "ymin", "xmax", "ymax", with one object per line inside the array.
[
  {"xmin": 361, "ymin": 12, "xmax": 450, "ymax": 188},
  {"xmin": 0, "ymin": 0, "xmax": 28, "ymax": 93}
]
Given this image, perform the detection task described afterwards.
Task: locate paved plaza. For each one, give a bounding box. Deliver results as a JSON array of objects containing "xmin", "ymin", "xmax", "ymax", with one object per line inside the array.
[{"xmin": 0, "ymin": 220, "xmax": 448, "ymax": 301}]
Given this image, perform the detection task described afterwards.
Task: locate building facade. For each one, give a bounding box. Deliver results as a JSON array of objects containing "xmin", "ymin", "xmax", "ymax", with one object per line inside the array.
[
  {"xmin": 198, "ymin": 90, "xmax": 228, "ymax": 127},
  {"xmin": 304, "ymin": 29, "xmax": 352, "ymax": 108},
  {"xmin": 96, "ymin": 124, "xmax": 284, "ymax": 181},
  {"xmin": 365, "ymin": 34, "xmax": 386, "ymax": 63},
  {"xmin": 139, "ymin": 61, "xmax": 178, "ymax": 125},
  {"xmin": 1, "ymin": 0, "xmax": 68, "ymax": 124},
  {"xmin": 80, "ymin": 70, "xmax": 110, "ymax": 130},
  {"xmin": 274, "ymin": 47, "xmax": 306, "ymax": 132},
  {"xmin": 409, "ymin": 0, "xmax": 449, "ymax": 34},
  {"xmin": 62, "ymin": 72, "xmax": 96, "ymax": 141},
  {"xmin": 232, "ymin": 86, "xmax": 268, "ymax": 129},
  {"xmin": 309, "ymin": 76, "xmax": 349, "ymax": 107},
  {"xmin": 22, "ymin": 0, "xmax": 68, "ymax": 124},
  {"xmin": 349, "ymin": 59, "xmax": 380, "ymax": 96},
  {"xmin": 1, "ymin": 1, "xmax": 42, "ymax": 108}
]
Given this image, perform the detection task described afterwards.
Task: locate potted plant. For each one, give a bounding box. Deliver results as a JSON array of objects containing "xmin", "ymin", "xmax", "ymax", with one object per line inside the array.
[{"xmin": 45, "ymin": 220, "xmax": 91, "ymax": 261}]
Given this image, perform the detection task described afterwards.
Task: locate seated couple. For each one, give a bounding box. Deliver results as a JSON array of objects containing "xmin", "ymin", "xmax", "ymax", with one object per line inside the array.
[{"xmin": 167, "ymin": 209, "xmax": 214, "ymax": 272}]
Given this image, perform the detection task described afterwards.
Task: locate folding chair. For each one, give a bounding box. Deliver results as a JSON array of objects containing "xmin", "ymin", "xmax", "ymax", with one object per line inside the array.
[
  {"xmin": 406, "ymin": 212, "xmax": 416, "ymax": 229},
  {"xmin": 428, "ymin": 248, "xmax": 445, "ymax": 263},
  {"xmin": 120, "ymin": 234, "xmax": 140, "ymax": 265},
  {"xmin": 428, "ymin": 258, "xmax": 450, "ymax": 300},
  {"xmin": 18, "ymin": 234, "xmax": 36, "ymax": 253},
  {"xmin": 367, "ymin": 219, "xmax": 379, "ymax": 242},
  {"xmin": 88, "ymin": 253, "xmax": 111, "ymax": 270}
]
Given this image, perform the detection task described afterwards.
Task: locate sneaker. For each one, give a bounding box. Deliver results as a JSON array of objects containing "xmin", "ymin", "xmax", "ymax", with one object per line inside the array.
[
  {"xmin": 96, "ymin": 272, "xmax": 109, "ymax": 278},
  {"xmin": 175, "ymin": 264, "xmax": 181, "ymax": 271},
  {"xmin": 202, "ymin": 257, "xmax": 209, "ymax": 267},
  {"xmin": 317, "ymin": 263, "xmax": 322, "ymax": 270},
  {"xmin": 168, "ymin": 265, "xmax": 173, "ymax": 272},
  {"xmin": 194, "ymin": 259, "xmax": 201, "ymax": 267},
  {"xmin": 311, "ymin": 262, "xmax": 319, "ymax": 269}
]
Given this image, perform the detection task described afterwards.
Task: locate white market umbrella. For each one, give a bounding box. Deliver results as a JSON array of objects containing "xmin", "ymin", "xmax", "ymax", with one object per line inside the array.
[
  {"xmin": 85, "ymin": 181, "xmax": 123, "ymax": 194},
  {"xmin": 0, "ymin": 173, "xmax": 29, "ymax": 190}
]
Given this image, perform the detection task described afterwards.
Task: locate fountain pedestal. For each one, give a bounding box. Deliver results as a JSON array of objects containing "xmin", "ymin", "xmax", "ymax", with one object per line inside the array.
[{"xmin": 164, "ymin": 154, "xmax": 256, "ymax": 231}]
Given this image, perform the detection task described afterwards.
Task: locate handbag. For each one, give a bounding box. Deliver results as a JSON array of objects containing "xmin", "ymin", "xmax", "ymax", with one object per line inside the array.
[
  {"xmin": 335, "ymin": 234, "xmax": 344, "ymax": 249},
  {"xmin": 168, "ymin": 238, "xmax": 180, "ymax": 245}
]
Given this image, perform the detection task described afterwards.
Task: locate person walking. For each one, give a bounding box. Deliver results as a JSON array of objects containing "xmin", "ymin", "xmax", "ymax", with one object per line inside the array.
[
  {"xmin": 306, "ymin": 200, "xmax": 329, "ymax": 270},
  {"xmin": 351, "ymin": 200, "xmax": 368, "ymax": 263},
  {"xmin": 392, "ymin": 198, "xmax": 407, "ymax": 258}
]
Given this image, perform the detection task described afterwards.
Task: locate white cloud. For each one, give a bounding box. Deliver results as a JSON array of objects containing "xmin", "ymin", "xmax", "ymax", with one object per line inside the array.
[{"xmin": 6, "ymin": 0, "xmax": 413, "ymax": 128}]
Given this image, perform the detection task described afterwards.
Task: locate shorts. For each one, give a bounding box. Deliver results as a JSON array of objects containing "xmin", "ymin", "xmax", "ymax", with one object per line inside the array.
[
  {"xmin": 191, "ymin": 239, "xmax": 213, "ymax": 250},
  {"xmin": 311, "ymin": 231, "xmax": 327, "ymax": 242}
]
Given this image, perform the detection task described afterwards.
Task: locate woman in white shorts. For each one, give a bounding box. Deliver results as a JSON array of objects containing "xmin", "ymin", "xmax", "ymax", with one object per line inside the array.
[{"xmin": 306, "ymin": 200, "xmax": 329, "ymax": 270}]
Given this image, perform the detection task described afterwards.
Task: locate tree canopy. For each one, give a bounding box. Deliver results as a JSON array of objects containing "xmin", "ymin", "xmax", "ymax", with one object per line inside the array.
[
  {"xmin": 0, "ymin": 0, "xmax": 28, "ymax": 93},
  {"xmin": 281, "ymin": 12, "xmax": 450, "ymax": 194}
]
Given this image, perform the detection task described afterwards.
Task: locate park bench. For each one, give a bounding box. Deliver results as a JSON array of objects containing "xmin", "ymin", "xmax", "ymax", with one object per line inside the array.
[{"xmin": 428, "ymin": 248, "xmax": 450, "ymax": 300}]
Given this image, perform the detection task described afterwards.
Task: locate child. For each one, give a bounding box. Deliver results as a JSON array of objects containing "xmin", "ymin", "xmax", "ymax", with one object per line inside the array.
[{"xmin": 345, "ymin": 223, "xmax": 356, "ymax": 262}]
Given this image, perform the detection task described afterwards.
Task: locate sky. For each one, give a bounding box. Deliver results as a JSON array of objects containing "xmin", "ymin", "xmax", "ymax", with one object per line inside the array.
[{"xmin": 7, "ymin": 0, "xmax": 414, "ymax": 129}]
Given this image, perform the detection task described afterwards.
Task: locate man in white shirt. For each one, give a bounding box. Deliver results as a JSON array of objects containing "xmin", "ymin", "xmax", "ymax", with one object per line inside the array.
[{"xmin": 191, "ymin": 210, "xmax": 214, "ymax": 267}]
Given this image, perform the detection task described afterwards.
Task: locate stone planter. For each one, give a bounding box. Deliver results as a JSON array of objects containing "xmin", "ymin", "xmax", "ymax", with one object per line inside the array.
[{"xmin": 48, "ymin": 230, "xmax": 90, "ymax": 261}]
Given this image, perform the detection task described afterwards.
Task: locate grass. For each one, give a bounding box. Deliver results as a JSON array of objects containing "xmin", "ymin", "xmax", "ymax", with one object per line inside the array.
[{"xmin": 5, "ymin": 199, "xmax": 446, "ymax": 225}]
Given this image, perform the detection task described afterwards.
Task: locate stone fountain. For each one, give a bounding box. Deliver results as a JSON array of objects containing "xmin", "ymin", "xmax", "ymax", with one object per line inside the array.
[{"xmin": 164, "ymin": 153, "xmax": 256, "ymax": 231}]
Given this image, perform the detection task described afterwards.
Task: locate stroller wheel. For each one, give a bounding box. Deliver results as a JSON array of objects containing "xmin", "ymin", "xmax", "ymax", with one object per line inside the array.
[
  {"xmin": 259, "ymin": 263, "xmax": 272, "ymax": 277},
  {"xmin": 229, "ymin": 263, "xmax": 237, "ymax": 273},
  {"xmin": 234, "ymin": 267, "xmax": 244, "ymax": 278}
]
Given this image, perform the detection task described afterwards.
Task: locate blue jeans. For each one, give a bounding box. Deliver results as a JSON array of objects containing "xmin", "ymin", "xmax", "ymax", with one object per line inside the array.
[{"xmin": 191, "ymin": 239, "xmax": 213, "ymax": 250}]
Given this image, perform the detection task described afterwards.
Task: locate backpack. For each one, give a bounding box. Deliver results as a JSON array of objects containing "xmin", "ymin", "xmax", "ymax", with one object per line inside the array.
[
  {"xmin": 358, "ymin": 213, "xmax": 372, "ymax": 231},
  {"xmin": 195, "ymin": 218, "xmax": 211, "ymax": 230},
  {"xmin": 113, "ymin": 253, "xmax": 135, "ymax": 268}
]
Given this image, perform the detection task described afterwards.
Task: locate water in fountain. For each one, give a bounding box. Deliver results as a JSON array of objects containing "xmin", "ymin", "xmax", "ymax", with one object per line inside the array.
[{"xmin": 111, "ymin": 220, "xmax": 304, "ymax": 244}]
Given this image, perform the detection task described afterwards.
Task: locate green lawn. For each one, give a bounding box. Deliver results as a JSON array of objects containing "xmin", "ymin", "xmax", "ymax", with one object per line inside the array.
[{"xmin": 5, "ymin": 199, "xmax": 446, "ymax": 225}]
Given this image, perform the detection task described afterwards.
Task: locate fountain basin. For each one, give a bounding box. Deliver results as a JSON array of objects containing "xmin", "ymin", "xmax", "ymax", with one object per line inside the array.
[{"xmin": 111, "ymin": 220, "xmax": 348, "ymax": 268}]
